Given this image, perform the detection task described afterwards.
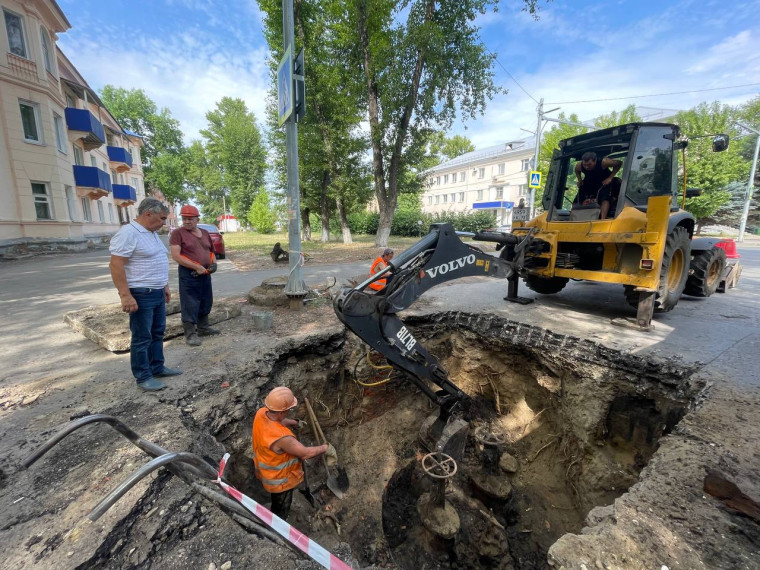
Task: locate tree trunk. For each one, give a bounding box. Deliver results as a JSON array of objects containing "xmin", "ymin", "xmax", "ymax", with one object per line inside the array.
[
  {"xmin": 320, "ymin": 170, "xmax": 330, "ymax": 242},
  {"xmin": 337, "ymin": 197, "xmax": 352, "ymax": 244},
  {"xmin": 301, "ymin": 207, "xmax": 311, "ymax": 241}
]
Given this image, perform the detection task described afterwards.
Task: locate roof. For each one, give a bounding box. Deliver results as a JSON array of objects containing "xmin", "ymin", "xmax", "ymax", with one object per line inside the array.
[{"xmin": 427, "ymin": 138, "xmax": 535, "ymax": 174}]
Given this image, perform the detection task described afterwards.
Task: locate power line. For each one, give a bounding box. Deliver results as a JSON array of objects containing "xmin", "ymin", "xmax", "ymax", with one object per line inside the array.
[
  {"xmin": 491, "ymin": 55, "xmax": 538, "ymax": 104},
  {"xmin": 547, "ymin": 83, "xmax": 760, "ymax": 105}
]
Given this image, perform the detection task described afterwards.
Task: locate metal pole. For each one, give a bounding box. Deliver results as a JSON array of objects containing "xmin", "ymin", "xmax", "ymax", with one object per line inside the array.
[
  {"xmin": 737, "ymin": 125, "xmax": 759, "ymax": 242},
  {"xmin": 530, "ymin": 98, "xmax": 543, "ymax": 219},
  {"xmin": 283, "ymin": 0, "xmax": 306, "ymax": 304}
]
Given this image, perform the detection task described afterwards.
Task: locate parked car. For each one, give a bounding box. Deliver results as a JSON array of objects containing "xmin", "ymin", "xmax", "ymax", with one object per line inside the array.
[{"xmin": 198, "ymin": 224, "xmax": 226, "ymax": 259}]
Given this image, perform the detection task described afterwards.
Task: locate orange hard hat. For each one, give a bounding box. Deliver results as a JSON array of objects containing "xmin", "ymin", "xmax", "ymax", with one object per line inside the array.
[
  {"xmin": 264, "ymin": 386, "xmax": 298, "ymax": 412},
  {"xmin": 180, "ymin": 204, "xmax": 200, "ymax": 217}
]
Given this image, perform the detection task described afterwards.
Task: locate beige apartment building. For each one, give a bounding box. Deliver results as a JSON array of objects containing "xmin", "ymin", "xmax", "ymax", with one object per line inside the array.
[
  {"xmin": 0, "ymin": 0, "xmax": 144, "ymax": 256},
  {"xmin": 422, "ymin": 139, "xmax": 535, "ymax": 228}
]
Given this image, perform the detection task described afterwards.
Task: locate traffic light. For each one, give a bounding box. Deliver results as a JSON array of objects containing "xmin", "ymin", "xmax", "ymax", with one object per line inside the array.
[{"xmin": 293, "ymin": 48, "xmax": 305, "ymax": 123}]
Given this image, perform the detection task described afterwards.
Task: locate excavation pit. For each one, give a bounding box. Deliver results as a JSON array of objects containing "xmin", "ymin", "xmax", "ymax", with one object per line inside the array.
[{"xmin": 206, "ymin": 312, "xmax": 701, "ymax": 569}]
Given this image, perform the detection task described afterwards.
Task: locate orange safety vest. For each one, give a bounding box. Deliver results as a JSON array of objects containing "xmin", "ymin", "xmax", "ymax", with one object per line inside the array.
[
  {"xmin": 251, "ymin": 408, "xmax": 304, "ymax": 493},
  {"xmin": 369, "ymin": 256, "xmax": 387, "ymax": 291}
]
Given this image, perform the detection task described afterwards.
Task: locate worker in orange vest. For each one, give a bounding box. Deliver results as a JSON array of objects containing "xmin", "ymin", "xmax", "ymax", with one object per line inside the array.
[
  {"xmin": 369, "ymin": 248, "xmax": 394, "ymax": 292},
  {"xmin": 252, "ymin": 387, "xmax": 336, "ymax": 519}
]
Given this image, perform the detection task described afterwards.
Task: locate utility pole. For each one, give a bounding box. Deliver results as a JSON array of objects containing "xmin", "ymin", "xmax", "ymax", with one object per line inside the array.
[
  {"xmin": 736, "ymin": 122, "xmax": 759, "ymax": 243},
  {"xmin": 282, "ymin": 0, "xmax": 307, "ymax": 308},
  {"xmin": 529, "ymin": 98, "xmax": 543, "ymax": 219}
]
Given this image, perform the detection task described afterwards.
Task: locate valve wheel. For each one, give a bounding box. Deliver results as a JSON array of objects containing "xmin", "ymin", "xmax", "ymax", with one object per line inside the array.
[
  {"xmin": 421, "ymin": 452, "xmax": 458, "ymax": 480},
  {"xmin": 474, "ymin": 425, "xmax": 506, "ymax": 447}
]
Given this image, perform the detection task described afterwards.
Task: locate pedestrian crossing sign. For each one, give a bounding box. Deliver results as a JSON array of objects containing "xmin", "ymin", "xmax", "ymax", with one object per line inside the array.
[{"xmin": 529, "ymin": 171, "xmax": 541, "ymax": 188}]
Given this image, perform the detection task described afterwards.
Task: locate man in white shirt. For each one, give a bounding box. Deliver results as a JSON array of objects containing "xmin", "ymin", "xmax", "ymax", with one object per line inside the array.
[{"xmin": 109, "ymin": 198, "xmax": 182, "ymax": 391}]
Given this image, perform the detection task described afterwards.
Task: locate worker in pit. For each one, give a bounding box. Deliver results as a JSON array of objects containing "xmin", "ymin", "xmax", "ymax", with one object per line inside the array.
[
  {"xmin": 574, "ymin": 151, "xmax": 623, "ymax": 219},
  {"xmin": 369, "ymin": 248, "xmax": 394, "ymax": 293},
  {"xmin": 252, "ymin": 387, "xmax": 337, "ymax": 519}
]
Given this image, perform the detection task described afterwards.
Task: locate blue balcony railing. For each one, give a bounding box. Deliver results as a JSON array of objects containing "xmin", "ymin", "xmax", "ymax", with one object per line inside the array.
[
  {"xmin": 112, "ymin": 184, "xmax": 137, "ymax": 203},
  {"xmin": 65, "ymin": 108, "xmax": 105, "ymax": 150},
  {"xmin": 73, "ymin": 165, "xmax": 112, "ymax": 197},
  {"xmin": 107, "ymin": 146, "xmax": 133, "ymax": 171}
]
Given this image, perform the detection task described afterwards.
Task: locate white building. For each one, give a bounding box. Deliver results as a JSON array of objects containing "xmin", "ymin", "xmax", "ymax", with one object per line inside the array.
[
  {"xmin": 0, "ymin": 0, "xmax": 145, "ymax": 256},
  {"xmin": 422, "ymin": 139, "xmax": 535, "ymax": 228}
]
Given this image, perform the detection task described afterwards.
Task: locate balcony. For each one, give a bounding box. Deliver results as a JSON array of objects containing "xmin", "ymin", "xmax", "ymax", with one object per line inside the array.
[
  {"xmin": 65, "ymin": 108, "xmax": 105, "ymax": 151},
  {"xmin": 112, "ymin": 184, "xmax": 137, "ymax": 206},
  {"xmin": 73, "ymin": 165, "xmax": 112, "ymax": 199},
  {"xmin": 107, "ymin": 146, "xmax": 133, "ymax": 173}
]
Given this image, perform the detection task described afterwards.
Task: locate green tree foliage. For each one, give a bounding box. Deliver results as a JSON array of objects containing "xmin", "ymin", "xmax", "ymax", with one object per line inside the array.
[
  {"xmin": 593, "ymin": 104, "xmax": 641, "ymax": 129},
  {"xmin": 99, "ymin": 85, "xmax": 188, "ymax": 202},
  {"xmin": 247, "ymin": 189, "xmax": 277, "ymax": 233},
  {"xmin": 428, "ymin": 132, "xmax": 476, "ymax": 162},
  {"xmin": 350, "ymin": 0, "xmax": 541, "ymax": 246},
  {"xmin": 675, "ymin": 102, "xmax": 749, "ymax": 231},
  {"xmin": 192, "ymin": 98, "xmax": 267, "ymax": 222}
]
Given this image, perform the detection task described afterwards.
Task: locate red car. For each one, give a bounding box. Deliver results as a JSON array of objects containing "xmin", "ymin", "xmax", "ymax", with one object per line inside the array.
[{"xmin": 198, "ymin": 223, "xmax": 226, "ymax": 259}]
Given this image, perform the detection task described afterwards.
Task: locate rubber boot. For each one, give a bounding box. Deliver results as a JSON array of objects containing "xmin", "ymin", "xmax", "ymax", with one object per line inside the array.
[
  {"xmin": 197, "ymin": 314, "xmax": 220, "ymax": 336},
  {"xmin": 183, "ymin": 322, "xmax": 201, "ymax": 346}
]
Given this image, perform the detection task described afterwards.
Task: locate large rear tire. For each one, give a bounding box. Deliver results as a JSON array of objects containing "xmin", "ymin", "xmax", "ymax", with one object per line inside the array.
[
  {"xmin": 523, "ymin": 275, "xmax": 569, "ymax": 295},
  {"xmin": 624, "ymin": 226, "xmax": 691, "ymax": 312},
  {"xmin": 684, "ymin": 247, "xmax": 726, "ymax": 297}
]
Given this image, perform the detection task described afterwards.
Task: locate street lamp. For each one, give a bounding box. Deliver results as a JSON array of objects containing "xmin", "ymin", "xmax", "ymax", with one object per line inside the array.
[{"xmin": 736, "ymin": 121, "xmax": 760, "ymax": 242}]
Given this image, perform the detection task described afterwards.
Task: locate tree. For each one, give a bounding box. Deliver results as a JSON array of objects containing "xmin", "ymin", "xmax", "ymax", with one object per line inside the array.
[
  {"xmin": 350, "ymin": 0, "xmax": 542, "ymax": 246},
  {"xmin": 536, "ymin": 112, "xmax": 588, "ymax": 207},
  {"xmin": 593, "ymin": 104, "xmax": 641, "ymax": 129},
  {"xmin": 197, "ymin": 98, "xmax": 267, "ymax": 221},
  {"xmin": 428, "ymin": 132, "xmax": 475, "ymax": 162},
  {"xmin": 99, "ymin": 85, "xmax": 188, "ymax": 202},
  {"xmin": 675, "ymin": 102, "xmax": 749, "ymax": 232},
  {"xmin": 185, "ymin": 140, "xmax": 225, "ymax": 223},
  {"xmin": 248, "ymin": 189, "xmax": 277, "ymax": 233}
]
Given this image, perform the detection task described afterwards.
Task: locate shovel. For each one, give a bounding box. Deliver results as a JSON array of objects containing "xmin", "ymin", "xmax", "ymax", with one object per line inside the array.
[
  {"xmin": 296, "ymin": 427, "xmax": 318, "ymax": 509},
  {"xmin": 304, "ymin": 397, "xmax": 349, "ymax": 499}
]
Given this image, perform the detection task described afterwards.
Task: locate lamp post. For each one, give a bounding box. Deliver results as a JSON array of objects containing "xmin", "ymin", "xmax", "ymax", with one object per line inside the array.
[{"xmin": 736, "ymin": 122, "xmax": 760, "ymax": 242}]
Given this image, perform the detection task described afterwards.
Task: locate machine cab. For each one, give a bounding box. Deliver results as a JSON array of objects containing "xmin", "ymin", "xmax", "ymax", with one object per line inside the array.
[{"xmin": 542, "ymin": 123, "xmax": 680, "ymax": 222}]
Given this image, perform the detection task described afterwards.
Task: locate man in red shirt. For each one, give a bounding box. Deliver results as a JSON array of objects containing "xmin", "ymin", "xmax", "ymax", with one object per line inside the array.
[{"xmin": 169, "ymin": 205, "xmax": 219, "ymax": 346}]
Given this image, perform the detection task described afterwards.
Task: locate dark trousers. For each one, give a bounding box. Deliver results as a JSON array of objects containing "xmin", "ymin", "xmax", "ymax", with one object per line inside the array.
[
  {"xmin": 128, "ymin": 288, "xmax": 166, "ymax": 382},
  {"xmin": 178, "ymin": 265, "xmax": 213, "ymax": 323},
  {"xmin": 270, "ymin": 488, "xmax": 294, "ymax": 520}
]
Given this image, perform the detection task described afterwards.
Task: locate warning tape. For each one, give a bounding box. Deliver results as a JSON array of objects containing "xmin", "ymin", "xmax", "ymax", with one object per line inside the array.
[{"xmin": 216, "ymin": 453, "xmax": 351, "ymax": 570}]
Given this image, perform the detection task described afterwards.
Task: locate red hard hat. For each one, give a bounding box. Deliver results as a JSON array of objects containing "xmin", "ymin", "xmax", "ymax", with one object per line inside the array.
[
  {"xmin": 264, "ymin": 386, "xmax": 298, "ymax": 412},
  {"xmin": 180, "ymin": 205, "xmax": 200, "ymax": 217}
]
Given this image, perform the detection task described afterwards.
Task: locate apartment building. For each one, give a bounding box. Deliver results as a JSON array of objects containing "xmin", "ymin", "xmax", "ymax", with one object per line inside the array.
[
  {"xmin": 0, "ymin": 0, "xmax": 145, "ymax": 256},
  {"xmin": 422, "ymin": 139, "xmax": 535, "ymax": 228}
]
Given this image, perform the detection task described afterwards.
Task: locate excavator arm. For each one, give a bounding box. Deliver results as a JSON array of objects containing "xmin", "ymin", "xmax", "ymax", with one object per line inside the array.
[{"xmin": 333, "ymin": 223, "xmax": 535, "ymax": 420}]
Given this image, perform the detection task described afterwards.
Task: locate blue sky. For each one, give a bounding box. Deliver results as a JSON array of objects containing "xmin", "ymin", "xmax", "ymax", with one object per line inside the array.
[{"xmin": 57, "ymin": 0, "xmax": 760, "ymax": 149}]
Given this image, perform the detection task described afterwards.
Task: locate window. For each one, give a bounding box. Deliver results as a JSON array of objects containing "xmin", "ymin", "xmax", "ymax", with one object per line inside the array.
[
  {"xmin": 39, "ymin": 26, "xmax": 54, "ymax": 74},
  {"xmin": 521, "ymin": 159, "xmax": 531, "ymax": 171},
  {"xmin": 66, "ymin": 93, "xmax": 76, "ymax": 108},
  {"xmin": 436, "ymin": 176, "xmax": 441, "ymax": 185},
  {"xmin": 435, "ymin": 195, "xmax": 440, "ymax": 205},
  {"xmin": 103, "ymin": 162, "xmax": 108, "ymax": 173},
  {"xmin": 53, "ymin": 113, "xmax": 66, "ymax": 153},
  {"xmin": 460, "ymin": 171, "xmax": 465, "ymax": 182},
  {"xmin": 65, "ymin": 185, "xmax": 78, "ymax": 221},
  {"xmin": 477, "ymin": 189, "xmax": 483, "ymax": 200},
  {"xmin": 4, "ymin": 9, "xmax": 27, "ymax": 58},
  {"xmin": 428, "ymin": 177, "xmax": 434, "ymax": 186},
  {"xmin": 31, "ymin": 182, "xmax": 53, "ymax": 220},
  {"xmin": 90, "ymin": 155, "xmax": 97, "ymax": 167},
  {"xmin": 518, "ymin": 184, "xmax": 528, "ymax": 196},
  {"xmin": 495, "ymin": 187, "xmax": 504, "ymax": 199},
  {"xmin": 478, "ymin": 167, "xmax": 485, "ymax": 179},
  {"xmin": 450, "ymin": 193, "xmax": 456, "ymax": 203},
  {"xmin": 443, "ymin": 194, "xmax": 448, "ymax": 203},
  {"xmin": 458, "ymin": 192, "xmax": 464, "ymax": 202},
  {"xmin": 19, "ymin": 101, "xmax": 42, "ymax": 143},
  {"xmin": 498, "ymin": 163, "xmax": 505, "ymax": 175},
  {"xmin": 451, "ymin": 173, "xmax": 457, "ymax": 183},
  {"xmin": 427, "ymin": 196, "xmax": 432, "ymax": 205},
  {"xmin": 81, "ymin": 197, "xmax": 92, "ymax": 221},
  {"xmin": 108, "ymin": 203, "xmax": 115, "ymax": 223},
  {"xmin": 131, "ymin": 177, "xmax": 138, "ymax": 189},
  {"xmin": 73, "ymin": 145, "xmax": 84, "ymax": 166},
  {"xmin": 97, "ymin": 200, "xmax": 105, "ymax": 222},
  {"xmin": 443, "ymin": 174, "xmax": 449, "ymax": 184},
  {"xmin": 111, "ymin": 169, "xmax": 117, "ymax": 183}
]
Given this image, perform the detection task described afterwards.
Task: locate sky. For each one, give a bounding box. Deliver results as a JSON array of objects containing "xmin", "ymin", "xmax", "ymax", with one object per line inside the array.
[{"xmin": 56, "ymin": 0, "xmax": 760, "ymax": 150}]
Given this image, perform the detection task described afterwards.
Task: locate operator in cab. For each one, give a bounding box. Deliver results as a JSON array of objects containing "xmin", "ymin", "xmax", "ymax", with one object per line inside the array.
[
  {"xmin": 574, "ymin": 151, "xmax": 622, "ymax": 219},
  {"xmin": 252, "ymin": 387, "xmax": 336, "ymax": 520},
  {"xmin": 369, "ymin": 248, "xmax": 394, "ymax": 293}
]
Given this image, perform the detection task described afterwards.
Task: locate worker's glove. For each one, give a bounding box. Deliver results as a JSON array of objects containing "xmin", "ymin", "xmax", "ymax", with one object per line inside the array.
[
  {"xmin": 208, "ymin": 262, "xmax": 218, "ymax": 274},
  {"xmin": 325, "ymin": 443, "xmax": 338, "ymax": 466}
]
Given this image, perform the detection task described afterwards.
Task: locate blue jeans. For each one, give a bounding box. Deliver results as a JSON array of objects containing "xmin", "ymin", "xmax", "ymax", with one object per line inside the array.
[{"xmin": 129, "ymin": 288, "xmax": 166, "ymax": 382}]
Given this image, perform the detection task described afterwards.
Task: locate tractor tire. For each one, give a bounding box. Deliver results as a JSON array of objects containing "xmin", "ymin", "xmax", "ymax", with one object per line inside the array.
[
  {"xmin": 684, "ymin": 247, "xmax": 727, "ymax": 297},
  {"xmin": 523, "ymin": 275, "xmax": 569, "ymax": 295},
  {"xmin": 623, "ymin": 226, "xmax": 691, "ymax": 312}
]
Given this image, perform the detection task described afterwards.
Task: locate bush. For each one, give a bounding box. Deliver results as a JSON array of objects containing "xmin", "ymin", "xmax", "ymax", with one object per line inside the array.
[
  {"xmin": 430, "ymin": 210, "xmax": 496, "ymax": 233},
  {"xmin": 247, "ymin": 190, "xmax": 277, "ymax": 234},
  {"xmin": 347, "ymin": 211, "xmax": 379, "ymax": 234}
]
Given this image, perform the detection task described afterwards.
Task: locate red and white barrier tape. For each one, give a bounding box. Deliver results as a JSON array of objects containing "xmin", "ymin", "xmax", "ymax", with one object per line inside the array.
[{"xmin": 216, "ymin": 453, "xmax": 351, "ymax": 570}]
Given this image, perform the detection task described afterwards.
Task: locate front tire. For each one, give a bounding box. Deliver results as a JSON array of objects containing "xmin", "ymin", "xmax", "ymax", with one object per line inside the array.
[
  {"xmin": 684, "ymin": 247, "xmax": 726, "ymax": 297},
  {"xmin": 523, "ymin": 275, "xmax": 569, "ymax": 294},
  {"xmin": 624, "ymin": 226, "xmax": 691, "ymax": 312}
]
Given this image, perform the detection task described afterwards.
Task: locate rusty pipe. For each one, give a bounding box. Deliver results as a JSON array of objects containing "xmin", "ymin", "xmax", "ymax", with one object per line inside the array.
[{"xmin": 88, "ymin": 452, "xmax": 218, "ymax": 521}]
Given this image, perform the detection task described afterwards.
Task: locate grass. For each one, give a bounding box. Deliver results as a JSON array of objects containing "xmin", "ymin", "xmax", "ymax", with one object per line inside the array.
[{"xmin": 223, "ymin": 231, "xmax": 424, "ymax": 255}]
